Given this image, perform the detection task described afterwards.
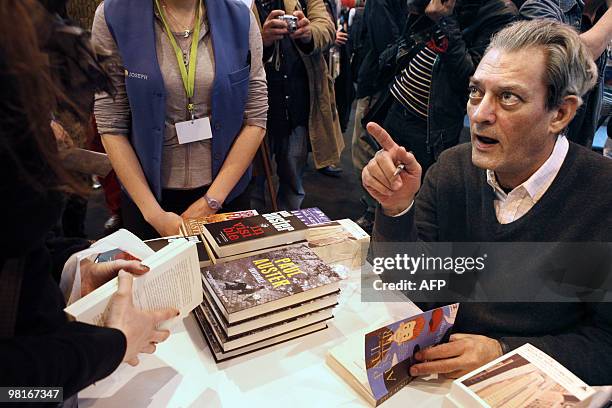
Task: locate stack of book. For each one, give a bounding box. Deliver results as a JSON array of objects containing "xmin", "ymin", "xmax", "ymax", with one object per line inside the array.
[
  {"xmin": 181, "ymin": 208, "xmax": 368, "ymax": 361},
  {"xmin": 194, "ymin": 243, "xmax": 342, "ymax": 361}
]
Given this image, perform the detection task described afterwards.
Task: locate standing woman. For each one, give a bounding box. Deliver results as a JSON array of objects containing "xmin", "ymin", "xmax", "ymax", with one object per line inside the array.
[{"xmin": 93, "ymin": 0, "xmax": 267, "ymax": 239}]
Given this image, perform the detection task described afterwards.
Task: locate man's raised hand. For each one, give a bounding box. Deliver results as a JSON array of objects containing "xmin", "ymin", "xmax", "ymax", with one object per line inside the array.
[{"xmin": 361, "ymin": 122, "xmax": 421, "ymax": 216}]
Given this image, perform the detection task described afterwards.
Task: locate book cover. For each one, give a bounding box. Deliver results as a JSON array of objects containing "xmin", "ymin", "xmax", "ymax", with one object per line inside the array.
[
  {"xmin": 193, "ymin": 306, "xmax": 328, "ymax": 362},
  {"xmin": 365, "ymin": 303, "xmax": 459, "ymax": 405},
  {"xmin": 445, "ymin": 343, "xmax": 596, "ymax": 408},
  {"xmin": 326, "ymin": 304, "xmax": 459, "ymax": 406},
  {"xmin": 182, "ymin": 210, "xmax": 259, "ymax": 236},
  {"xmin": 290, "ymin": 207, "xmax": 332, "ymax": 226},
  {"xmin": 201, "ymin": 244, "xmax": 341, "ymax": 322},
  {"xmin": 202, "ymin": 210, "xmax": 308, "ymax": 257}
]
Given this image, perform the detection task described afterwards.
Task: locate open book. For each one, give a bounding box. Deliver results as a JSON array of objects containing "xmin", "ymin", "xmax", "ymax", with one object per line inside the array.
[
  {"xmin": 327, "ymin": 304, "xmax": 459, "ymax": 406},
  {"xmin": 444, "ymin": 343, "xmax": 596, "ymax": 408},
  {"xmin": 64, "ymin": 230, "xmax": 203, "ymax": 329}
]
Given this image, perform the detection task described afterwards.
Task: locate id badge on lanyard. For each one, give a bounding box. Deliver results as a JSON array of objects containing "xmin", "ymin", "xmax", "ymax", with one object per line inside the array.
[{"xmin": 155, "ymin": 0, "xmax": 212, "ymax": 144}]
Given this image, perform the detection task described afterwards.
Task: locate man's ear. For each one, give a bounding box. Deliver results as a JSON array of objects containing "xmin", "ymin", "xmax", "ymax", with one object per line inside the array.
[{"xmin": 549, "ymin": 95, "xmax": 580, "ymax": 135}]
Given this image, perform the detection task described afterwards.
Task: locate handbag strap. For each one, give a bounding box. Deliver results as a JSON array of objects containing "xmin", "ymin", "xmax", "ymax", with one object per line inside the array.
[{"xmin": 0, "ymin": 257, "xmax": 26, "ymax": 338}]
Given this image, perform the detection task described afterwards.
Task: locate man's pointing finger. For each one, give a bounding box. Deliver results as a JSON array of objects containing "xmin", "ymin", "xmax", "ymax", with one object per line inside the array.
[{"xmin": 366, "ymin": 122, "xmax": 398, "ymax": 152}]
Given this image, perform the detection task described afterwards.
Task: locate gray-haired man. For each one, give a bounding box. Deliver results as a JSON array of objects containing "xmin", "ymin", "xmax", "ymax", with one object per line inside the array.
[{"xmin": 363, "ymin": 20, "xmax": 612, "ymax": 384}]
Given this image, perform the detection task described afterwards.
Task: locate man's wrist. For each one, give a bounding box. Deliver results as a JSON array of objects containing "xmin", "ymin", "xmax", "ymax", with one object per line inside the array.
[
  {"xmin": 382, "ymin": 199, "xmax": 414, "ymax": 217},
  {"xmin": 497, "ymin": 339, "xmax": 509, "ymax": 356}
]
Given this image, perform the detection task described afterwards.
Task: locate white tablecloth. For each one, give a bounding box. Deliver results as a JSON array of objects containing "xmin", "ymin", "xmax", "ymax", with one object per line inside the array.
[{"xmin": 79, "ymin": 265, "xmax": 612, "ymax": 407}]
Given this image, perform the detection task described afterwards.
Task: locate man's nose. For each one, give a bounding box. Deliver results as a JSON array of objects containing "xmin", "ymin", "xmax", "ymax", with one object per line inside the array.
[{"xmin": 469, "ymin": 94, "xmax": 496, "ymax": 125}]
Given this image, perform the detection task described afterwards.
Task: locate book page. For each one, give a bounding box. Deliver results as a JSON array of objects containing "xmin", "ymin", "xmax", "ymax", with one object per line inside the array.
[
  {"xmin": 455, "ymin": 344, "xmax": 596, "ymax": 408},
  {"xmin": 134, "ymin": 241, "xmax": 203, "ymax": 319},
  {"xmin": 66, "ymin": 240, "xmax": 203, "ymax": 329},
  {"xmin": 329, "ymin": 332, "xmax": 371, "ymax": 390}
]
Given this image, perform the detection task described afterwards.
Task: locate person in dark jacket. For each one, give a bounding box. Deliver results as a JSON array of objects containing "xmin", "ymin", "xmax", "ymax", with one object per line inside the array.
[
  {"xmin": 520, "ymin": 0, "xmax": 611, "ymax": 147},
  {"xmin": 363, "ymin": 20, "xmax": 612, "ymax": 384},
  {"xmin": 352, "ymin": 0, "xmax": 408, "ymax": 233},
  {"xmin": 385, "ymin": 0, "xmax": 516, "ymax": 178},
  {"xmin": 0, "ymin": 1, "xmax": 176, "ymax": 401}
]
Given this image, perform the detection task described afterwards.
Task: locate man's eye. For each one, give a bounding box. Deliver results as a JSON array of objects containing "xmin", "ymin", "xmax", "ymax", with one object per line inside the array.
[
  {"xmin": 468, "ymin": 86, "xmax": 483, "ymax": 100},
  {"xmin": 500, "ymin": 91, "xmax": 520, "ymax": 105}
]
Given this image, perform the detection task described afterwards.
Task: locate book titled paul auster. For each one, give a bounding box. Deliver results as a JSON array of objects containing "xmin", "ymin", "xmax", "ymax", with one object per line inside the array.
[{"xmin": 201, "ymin": 244, "xmax": 341, "ymax": 323}]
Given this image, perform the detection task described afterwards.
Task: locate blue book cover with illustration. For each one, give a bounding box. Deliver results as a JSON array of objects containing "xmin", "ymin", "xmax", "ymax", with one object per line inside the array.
[{"xmin": 365, "ymin": 304, "xmax": 459, "ymax": 403}]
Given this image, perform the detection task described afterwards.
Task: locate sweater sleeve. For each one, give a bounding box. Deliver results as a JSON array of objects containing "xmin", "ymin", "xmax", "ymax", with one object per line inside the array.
[
  {"xmin": 0, "ymin": 322, "xmax": 126, "ymax": 399},
  {"xmin": 244, "ymin": 10, "xmax": 268, "ymax": 129},
  {"xmin": 372, "ymin": 157, "xmax": 441, "ymax": 245},
  {"xmin": 499, "ymin": 302, "xmax": 612, "ymax": 385},
  {"xmin": 92, "ymin": 2, "xmax": 131, "ymax": 137},
  {"xmin": 306, "ymin": 0, "xmax": 336, "ymax": 54}
]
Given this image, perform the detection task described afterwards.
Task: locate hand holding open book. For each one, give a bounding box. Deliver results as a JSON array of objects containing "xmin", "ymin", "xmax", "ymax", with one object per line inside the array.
[
  {"xmin": 104, "ymin": 270, "xmax": 179, "ymax": 366},
  {"xmin": 64, "ymin": 229, "xmax": 204, "ymax": 366}
]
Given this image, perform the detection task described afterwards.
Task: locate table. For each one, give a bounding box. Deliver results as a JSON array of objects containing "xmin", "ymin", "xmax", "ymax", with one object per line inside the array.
[{"xmin": 79, "ymin": 265, "xmax": 612, "ymax": 408}]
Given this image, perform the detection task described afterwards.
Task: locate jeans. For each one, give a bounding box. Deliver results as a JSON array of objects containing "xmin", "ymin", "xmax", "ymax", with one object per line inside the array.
[
  {"xmin": 383, "ymin": 100, "xmax": 435, "ymax": 177},
  {"xmin": 252, "ymin": 126, "xmax": 309, "ymax": 211}
]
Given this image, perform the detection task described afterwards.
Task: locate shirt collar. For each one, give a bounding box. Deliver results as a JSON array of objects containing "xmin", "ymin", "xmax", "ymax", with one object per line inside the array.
[{"xmin": 487, "ymin": 135, "xmax": 569, "ymax": 201}]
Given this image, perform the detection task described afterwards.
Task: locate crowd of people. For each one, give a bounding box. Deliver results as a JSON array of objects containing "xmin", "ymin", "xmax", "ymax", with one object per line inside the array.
[{"xmin": 1, "ymin": 0, "xmax": 611, "ymax": 403}]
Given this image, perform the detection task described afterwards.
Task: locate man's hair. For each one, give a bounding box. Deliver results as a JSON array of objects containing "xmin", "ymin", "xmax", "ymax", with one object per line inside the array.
[{"xmin": 486, "ymin": 19, "xmax": 598, "ymax": 110}]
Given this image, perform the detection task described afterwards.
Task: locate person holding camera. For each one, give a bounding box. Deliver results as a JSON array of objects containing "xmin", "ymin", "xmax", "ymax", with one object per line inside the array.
[
  {"xmin": 382, "ymin": 0, "xmax": 516, "ymax": 177},
  {"xmin": 253, "ymin": 0, "xmax": 342, "ymax": 210}
]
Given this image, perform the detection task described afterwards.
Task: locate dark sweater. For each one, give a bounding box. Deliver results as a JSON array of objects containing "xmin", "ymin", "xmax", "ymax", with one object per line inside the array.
[
  {"xmin": 0, "ymin": 59, "xmax": 126, "ymax": 398},
  {"xmin": 373, "ymin": 142, "xmax": 612, "ymax": 385},
  {"xmin": 0, "ymin": 170, "xmax": 127, "ymax": 400}
]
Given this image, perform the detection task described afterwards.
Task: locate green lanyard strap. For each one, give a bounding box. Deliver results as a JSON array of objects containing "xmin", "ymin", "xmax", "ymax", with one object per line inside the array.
[{"xmin": 154, "ymin": 0, "xmax": 201, "ymax": 118}]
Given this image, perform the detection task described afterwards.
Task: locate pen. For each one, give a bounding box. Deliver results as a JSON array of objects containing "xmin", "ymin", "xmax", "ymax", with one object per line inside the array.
[{"xmin": 393, "ymin": 163, "xmax": 406, "ymax": 177}]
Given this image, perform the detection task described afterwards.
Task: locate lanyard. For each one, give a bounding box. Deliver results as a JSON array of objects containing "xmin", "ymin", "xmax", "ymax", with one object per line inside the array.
[{"xmin": 154, "ymin": 0, "xmax": 202, "ymax": 120}]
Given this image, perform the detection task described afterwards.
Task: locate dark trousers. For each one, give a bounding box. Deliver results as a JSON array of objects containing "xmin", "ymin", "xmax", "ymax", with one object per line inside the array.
[
  {"xmin": 383, "ymin": 100, "xmax": 435, "ymax": 177},
  {"xmin": 121, "ymin": 187, "xmax": 251, "ymax": 240}
]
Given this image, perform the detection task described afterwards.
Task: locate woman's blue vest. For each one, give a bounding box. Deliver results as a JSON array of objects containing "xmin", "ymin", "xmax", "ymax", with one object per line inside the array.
[{"xmin": 104, "ymin": 0, "xmax": 252, "ymax": 202}]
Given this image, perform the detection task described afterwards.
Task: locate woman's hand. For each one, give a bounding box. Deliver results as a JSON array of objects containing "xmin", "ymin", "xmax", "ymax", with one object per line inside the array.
[
  {"xmin": 80, "ymin": 258, "xmax": 149, "ymax": 297},
  {"xmin": 105, "ymin": 271, "xmax": 178, "ymax": 366},
  {"xmin": 147, "ymin": 210, "xmax": 184, "ymax": 237},
  {"xmin": 181, "ymin": 196, "xmax": 217, "ymax": 219}
]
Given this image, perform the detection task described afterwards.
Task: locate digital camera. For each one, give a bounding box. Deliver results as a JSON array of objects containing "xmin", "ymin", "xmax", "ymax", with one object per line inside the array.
[{"xmin": 277, "ymin": 15, "xmax": 298, "ymax": 33}]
